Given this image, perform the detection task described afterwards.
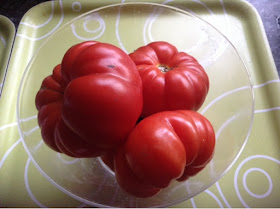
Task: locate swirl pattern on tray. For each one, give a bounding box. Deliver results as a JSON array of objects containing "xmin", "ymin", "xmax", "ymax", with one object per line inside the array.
[
  {"xmin": 71, "ymin": 13, "xmax": 105, "ymax": 41},
  {"xmin": 72, "ymin": 2, "xmax": 82, "ymax": 12},
  {"xmin": 234, "ymin": 155, "xmax": 280, "ymax": 208},
  {"xmin": 17, "ymin": 0, "xmax": 64, "ymax": 41}
]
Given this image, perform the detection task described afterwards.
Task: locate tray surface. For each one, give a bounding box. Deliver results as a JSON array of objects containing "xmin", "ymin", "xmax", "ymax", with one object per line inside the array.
[
  {"xmin": 0, "ymin": 0, "xmax": 279, "ymax": 207},
  {"xmin": 0, "ymin": 15, "xmax": 15, "ymax": 97}
]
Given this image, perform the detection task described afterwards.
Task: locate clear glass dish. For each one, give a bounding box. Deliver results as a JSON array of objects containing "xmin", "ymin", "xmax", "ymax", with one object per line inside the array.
[{"xmin": 17, "ymin": 3, "xmax": 254, "ymax": 207}]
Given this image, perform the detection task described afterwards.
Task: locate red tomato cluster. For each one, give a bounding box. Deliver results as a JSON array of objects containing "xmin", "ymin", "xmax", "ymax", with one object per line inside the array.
[{"xmin": 35, "ymin": 41, "xmax": 215, "ymax": 198}]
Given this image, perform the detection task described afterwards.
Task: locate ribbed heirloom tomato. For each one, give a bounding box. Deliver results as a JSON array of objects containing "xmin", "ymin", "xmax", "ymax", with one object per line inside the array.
[
  {"xmin": 35, "ymin": 41, "xmax": 143, "ymax": 157},
  {"xmin": 113, "ymin": 110, "xmax": 215, "ymax": 197},
  {"xmin": 129, "ymin": 41, "xmax": 209, "ymax": 117}
]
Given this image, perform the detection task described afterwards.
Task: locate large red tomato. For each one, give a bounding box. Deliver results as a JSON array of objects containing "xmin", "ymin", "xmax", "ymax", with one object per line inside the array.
[
  {"xmin": 114, "ymin": 110, "xmax": 215, "ymax": 197},
  {"xmin": 35, "ymin": 41, "xmax": 143, "ymax": 157},
  {"xmin": 129, "ymin": 41, "xmax": 209, "ymax": 117}
]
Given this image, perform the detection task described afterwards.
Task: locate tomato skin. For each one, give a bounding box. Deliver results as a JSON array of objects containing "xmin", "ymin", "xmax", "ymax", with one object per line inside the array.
[
  {"xmin": 35, "ymin": 65, "xmax": 64, "ymax": 111},
  {"xmin": 61, "ymin": 41, "xmax": 98, "ymax": 83},
  {"xmin": 54, "ymin": 119, "xmax": 105, "ymax": 158},
  {"xmin": 124, "ymin": 115, "xmax": 187, "ymax": 188},
  {"xmin": 176, "ymin": 111, "xmax": 216, "ymax": 181},
  {"xmin": 129, "ymin": 41, "xmax": 209, "ymax": 117},
  {"xmin": 115, "ymin": 110, "xmax": 215, "ymax": 197},
  {"xmin": 180, "ymin": 110, "xmax": 215, "ymax": 168},
  {"xmin": 35, "ymin": 41, "xmax": 143, "ymax": 157},
  {"xmin": 38, "ymin": 102, "xmax": 62, "ymax": 153},
  {"xmin": 62, "ymin": 74, "xmax": 141, "ymax": 149},
  {"xmin": 35, "ymin": 65, "xmax": 64, "ymax": 153},
  {"xmin": 114, "ymin": 147, "xmax": 161, "ymax": 198},
  {"xmin": 101, "ymin": 152, "xmax": 115, "ymax": 172}
]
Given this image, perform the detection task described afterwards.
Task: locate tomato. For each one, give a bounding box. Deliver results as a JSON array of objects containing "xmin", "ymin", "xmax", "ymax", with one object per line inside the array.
[
  {"xmin": 36, "ymin": 65, "xmax": 64, "ymax": 153},
  {"xmin": 101, "ymin": 152, "xmax": 115, "ymax": 172},
  {"xmin": 114, "ymin": 110, "xmax": 215, "ymax": 197},
  {"xmin": 129, "ymin": 41, "xmax": 209, "ymax": 117},
  {"xmin": 114, "ymin": 147, "xmax": 161, "ymax": 198},
  {"xmin": 35, "ymin": 41, "xmax": 143, "ymax": 157}
]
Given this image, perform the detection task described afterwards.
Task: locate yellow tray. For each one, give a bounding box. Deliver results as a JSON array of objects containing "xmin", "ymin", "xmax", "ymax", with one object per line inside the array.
[
  {"xmin": 0, "ymin": 0, "xmax": 279, "ymax": 207},
  {"xmin": 0, "ymin": 15, "xmax": 15, "ymax": 97}
]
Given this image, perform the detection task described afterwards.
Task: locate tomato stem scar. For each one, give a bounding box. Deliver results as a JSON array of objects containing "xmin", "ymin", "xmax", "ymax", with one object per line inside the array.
[{"xmin": 157, "ymin": 65, "xmax": 171, "ymax": 73}]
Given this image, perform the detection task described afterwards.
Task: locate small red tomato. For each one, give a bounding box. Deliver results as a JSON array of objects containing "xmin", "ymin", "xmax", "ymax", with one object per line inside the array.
[{"xmin": 129, "ymin": 41, "xmax": 209, "ymax": 117}]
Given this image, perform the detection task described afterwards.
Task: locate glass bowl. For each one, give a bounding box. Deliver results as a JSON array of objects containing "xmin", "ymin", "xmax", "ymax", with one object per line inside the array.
[{"xmin": 17, "ymin": 3, "xmax": 254, "ymax": 208}]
